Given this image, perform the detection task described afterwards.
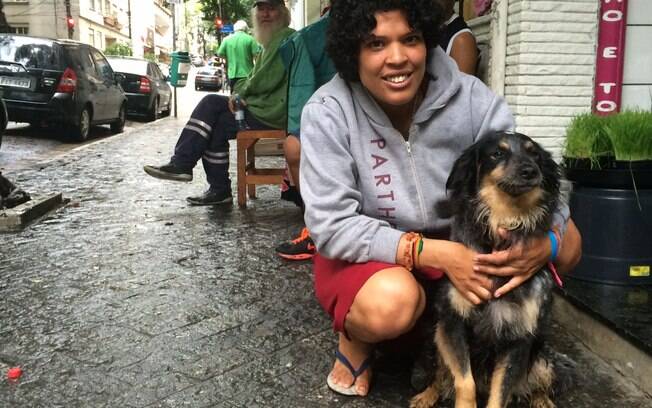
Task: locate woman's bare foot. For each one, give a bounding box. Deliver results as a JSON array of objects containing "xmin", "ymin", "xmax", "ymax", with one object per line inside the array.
[{"xmin": 328, "ymin": 333, "xmax": 373, "ymax": 396}]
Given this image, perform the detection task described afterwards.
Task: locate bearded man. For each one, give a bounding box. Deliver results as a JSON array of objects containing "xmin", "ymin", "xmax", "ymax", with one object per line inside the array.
[{"xmin": 144, "ymin": 0, "xmax": 294, "ymax": 206}]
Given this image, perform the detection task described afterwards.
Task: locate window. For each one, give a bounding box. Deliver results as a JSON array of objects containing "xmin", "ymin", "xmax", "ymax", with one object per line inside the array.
[
  {"xmin": 91, "ymin": 49, "xmax": 113, "ymax": 81},
  {"xmin": 104, "ymin": 0, "xmax": 111, "ymax": 15},
  {"xmin": 10, "ymin": 25, "xmax": 29, "ymax": 35},
  {"xmin": 88, "ymin": 28, "xmax": 95, "ymax": 46},
  {"xmin": 80, "ymin": 48, "xmax": 97, "ymax": 74}
]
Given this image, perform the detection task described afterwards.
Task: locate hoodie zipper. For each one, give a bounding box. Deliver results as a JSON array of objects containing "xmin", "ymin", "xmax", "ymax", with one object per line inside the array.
[{"xmin": 405, "ymin": 126, "xmax": 428, "ymax": 230}]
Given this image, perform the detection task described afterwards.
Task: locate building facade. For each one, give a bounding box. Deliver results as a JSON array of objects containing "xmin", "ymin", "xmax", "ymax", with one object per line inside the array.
[
  {"xmin": 467, "ymin": 0, "xmax": 651, "ymax": 158},
  {"xmin": 2, "ymin": 0, "xmax": 173, "ymax": 61}
]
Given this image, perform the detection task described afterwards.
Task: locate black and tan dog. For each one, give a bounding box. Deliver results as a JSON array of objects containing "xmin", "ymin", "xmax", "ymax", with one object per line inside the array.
[{"xmin": 411, "ymin": 132, "xmax": 562, "ymax": 408}]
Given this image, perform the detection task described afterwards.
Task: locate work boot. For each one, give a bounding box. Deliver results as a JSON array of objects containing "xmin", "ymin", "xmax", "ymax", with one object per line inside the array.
[
  {"xmin": 144, "ymin": 162, "xmax": 192, "ymax": 182},
  {"xmin": 186, "ymin": 189, "xmax": 232, "ymax": 206},
  {"xmin": 275, "ymin": 227, "xmax": 316, "ymax": 260}
]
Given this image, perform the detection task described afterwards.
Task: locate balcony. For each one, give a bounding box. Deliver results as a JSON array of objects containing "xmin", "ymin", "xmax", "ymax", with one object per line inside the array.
[
  {"xmin": 103, "ymin": 15, "xmax": 124, "ymax": 31},
  {"xmin": 154, "ymin": 0, "xmax": 172, "ymax": 15}
]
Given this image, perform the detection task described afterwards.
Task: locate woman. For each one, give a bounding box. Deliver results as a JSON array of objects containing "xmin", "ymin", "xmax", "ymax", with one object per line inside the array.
[
  {"xmin": 437, "ymin": 0, "xmax": 479, "ymax": 75},
  {"xmin": 299, "ymin": 0, "xmax": 581, "ymax": 397}
]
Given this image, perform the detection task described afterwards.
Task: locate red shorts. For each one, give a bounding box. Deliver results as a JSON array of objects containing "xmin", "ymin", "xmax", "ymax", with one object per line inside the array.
[{"xmin": 313, "ymin": 253, "xmax": 444, "ymax": 333}]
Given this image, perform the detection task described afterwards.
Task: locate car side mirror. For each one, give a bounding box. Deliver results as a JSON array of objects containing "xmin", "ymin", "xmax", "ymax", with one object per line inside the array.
[{"xmin": 113, "ymin": 72, "xmax": 125, "ymax": 83}]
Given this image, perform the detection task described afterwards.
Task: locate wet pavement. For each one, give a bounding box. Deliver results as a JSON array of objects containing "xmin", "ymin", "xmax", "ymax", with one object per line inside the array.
[{"xmin": 1, "ymin": 117, "xmax": 651, "ymax": 407}]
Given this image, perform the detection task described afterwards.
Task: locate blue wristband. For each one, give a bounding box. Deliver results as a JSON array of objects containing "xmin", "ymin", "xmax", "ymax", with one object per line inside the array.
[{"xmin": 548, "ymin": 230, "xmax": 559, "ymax": 261}]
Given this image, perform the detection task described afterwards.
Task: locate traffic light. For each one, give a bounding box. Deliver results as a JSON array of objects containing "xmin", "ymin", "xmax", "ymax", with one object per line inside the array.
[
  {"xmin": 66, "ymin": 16, "xmax": 75, "ymax": 38},
  {"xmin": 214, "ymin": 17, "xmax": 223, "ymax": 30}
]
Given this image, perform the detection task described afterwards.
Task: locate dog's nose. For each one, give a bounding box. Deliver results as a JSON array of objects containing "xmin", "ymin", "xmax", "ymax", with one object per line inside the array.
[{"xmin": 520, "ymin": 164, "xmax": 538, "ymax": 180}]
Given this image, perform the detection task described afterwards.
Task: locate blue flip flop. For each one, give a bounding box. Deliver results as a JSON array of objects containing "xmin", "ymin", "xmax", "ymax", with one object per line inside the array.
[{"xmin": 326, "ymin": 349, "xmax": 373, "ymax": 396}]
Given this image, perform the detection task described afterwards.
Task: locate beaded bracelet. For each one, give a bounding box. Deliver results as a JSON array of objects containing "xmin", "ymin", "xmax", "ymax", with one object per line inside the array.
[
  {"xmin": 412, "ymin": 234, "xmax": 424, "ymax": 269},
  {"xmin": 402, "ymin": 232, "xmax": 422, "ymax": 271},
  {"xmin": 548, "ymin": 230, "xmax": 559, "ymax": 261}
]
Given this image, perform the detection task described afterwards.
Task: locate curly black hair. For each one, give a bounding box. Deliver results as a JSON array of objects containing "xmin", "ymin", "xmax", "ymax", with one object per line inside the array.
[{"xmin": 326, "ymin": 0, "xmax": 445, "ymax": 83}]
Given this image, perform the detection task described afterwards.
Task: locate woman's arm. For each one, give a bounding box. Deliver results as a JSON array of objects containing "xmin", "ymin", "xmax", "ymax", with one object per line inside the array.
[
  {"xmin": 449, "ymin": 32, "xmax": 478, "ymax": 75},
  {"xmin": 300, "ymin": 100, "xmax": 403, "ymax": 264}
]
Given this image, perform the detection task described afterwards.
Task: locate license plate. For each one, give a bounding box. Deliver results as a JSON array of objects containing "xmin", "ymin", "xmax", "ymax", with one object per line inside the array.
[{"xmin": 0, "ymin": 76, "xmax": 31, "ymax": 89}]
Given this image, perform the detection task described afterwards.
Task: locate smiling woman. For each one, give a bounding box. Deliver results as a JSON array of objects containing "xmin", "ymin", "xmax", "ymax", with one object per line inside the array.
[{"xmin": 299, "ymin": 0, "xmax": 580, "ymax": 400}]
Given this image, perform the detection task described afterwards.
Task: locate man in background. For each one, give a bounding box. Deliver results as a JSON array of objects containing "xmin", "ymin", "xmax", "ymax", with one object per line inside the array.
[
  {"xmin": 143, "ymin": 0, "xmax": 294, "ymax": 206},
  {"xmin": 217, "ymin": 19, "xmax": 260, "ymax": 92}
]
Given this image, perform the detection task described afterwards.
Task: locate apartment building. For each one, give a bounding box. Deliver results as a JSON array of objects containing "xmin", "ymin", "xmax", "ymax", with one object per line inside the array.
[{"xmin": 2, "ymin": 0, "xmax": 173, "ymax": 60}]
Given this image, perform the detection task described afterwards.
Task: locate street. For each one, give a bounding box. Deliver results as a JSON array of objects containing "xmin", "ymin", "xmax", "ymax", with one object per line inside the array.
[{"xmin": 0, "ymin": 67, "xmax": 210, "ymax": 174}]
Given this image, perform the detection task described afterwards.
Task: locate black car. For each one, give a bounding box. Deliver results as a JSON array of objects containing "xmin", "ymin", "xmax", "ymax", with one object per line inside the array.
[
  {"xmin": 0, "ymin": 35, "xmax": 126, "ymax": 141},
  {"xmin": 107, "ymin": 56, "xmax": 172, "ymax": 121},
  {"xmin": 194, "ymin": 66, "xmax": 224, "ymax": 91}
]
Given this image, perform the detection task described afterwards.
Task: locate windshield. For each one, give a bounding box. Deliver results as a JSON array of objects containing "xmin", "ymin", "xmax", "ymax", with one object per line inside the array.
[
  {"xmin": 107, "ymin": 58, "xmax": 147, "ymax": 76},
  {"xmin": 0, "ymin": 35, "xmax": 63, "ymax": 70}
]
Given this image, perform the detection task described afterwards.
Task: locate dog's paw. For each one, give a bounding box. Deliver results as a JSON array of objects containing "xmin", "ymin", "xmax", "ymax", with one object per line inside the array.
[
  {"xmin": 409, "ymin": 388, "xmax": 439, "ymax": 408},
  {"xmin": 530, "ymin": 395, "xmax": 555, "ymax": 408}
]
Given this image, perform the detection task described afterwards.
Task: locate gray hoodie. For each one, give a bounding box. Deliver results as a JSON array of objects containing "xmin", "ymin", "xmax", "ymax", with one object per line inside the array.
[{"xmin": 300, "ymin": 47, "xmax": 553, "ymax": 264}]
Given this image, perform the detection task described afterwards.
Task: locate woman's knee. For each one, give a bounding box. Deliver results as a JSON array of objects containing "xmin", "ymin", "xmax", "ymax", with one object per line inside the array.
[{"xmin": 350, "ymin": 270, "xmax": 425, "ymax": 339}]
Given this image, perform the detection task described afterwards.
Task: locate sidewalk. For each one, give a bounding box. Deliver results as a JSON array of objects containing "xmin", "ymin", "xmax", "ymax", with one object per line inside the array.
[{"xmin": 1, "ymin": 117, "xmax": 650, "ymax": 407}]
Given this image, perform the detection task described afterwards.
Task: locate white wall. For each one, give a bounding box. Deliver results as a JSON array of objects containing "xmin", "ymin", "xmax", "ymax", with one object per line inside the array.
[
  {"xmin": 622, "ymin": 0, "xmax": 652, "ymax": 110},
  {"xmin": 503, "ymin": 0, "xmax": 599, "ymax": 158}
]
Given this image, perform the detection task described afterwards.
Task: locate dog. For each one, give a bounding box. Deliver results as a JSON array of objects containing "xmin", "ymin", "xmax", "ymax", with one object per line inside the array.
[{"xmin": 410, "ymin": 132, "xmax": 563, "ymax": 408}]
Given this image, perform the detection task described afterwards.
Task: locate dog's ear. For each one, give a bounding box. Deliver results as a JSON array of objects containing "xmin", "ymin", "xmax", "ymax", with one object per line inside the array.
[
  {"xmin": 446, "ymin": 145, "xmax": 480, "ymax": 196},
  {"xmin": 536, "ymin": 143, "xmax": 562, "ymax": 195}
]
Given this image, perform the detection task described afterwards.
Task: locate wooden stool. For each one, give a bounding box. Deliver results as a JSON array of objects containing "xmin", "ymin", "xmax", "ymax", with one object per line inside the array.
[{"xmin": 236, "ymin": 129, "xmax": 287, "ymax": 207}]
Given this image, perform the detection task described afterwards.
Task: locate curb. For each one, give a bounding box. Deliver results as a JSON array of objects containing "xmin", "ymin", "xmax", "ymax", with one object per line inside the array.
[
  {"xmin": 0, "ymin": 192, "xmax": 65, "ymax": 232},
  {"xmin": 553, "ymin": 293, "xmax": 652, "ymax": 395}
]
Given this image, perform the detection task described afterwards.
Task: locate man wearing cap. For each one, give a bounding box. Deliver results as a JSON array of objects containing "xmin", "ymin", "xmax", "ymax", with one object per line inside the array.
[
  {"xmin": 217, "ymin": 19, "xmax": 259, "ymax": 92},
  {"xmin": 144, "ymin": 0, "xmax": 294, "ymax": 206}
]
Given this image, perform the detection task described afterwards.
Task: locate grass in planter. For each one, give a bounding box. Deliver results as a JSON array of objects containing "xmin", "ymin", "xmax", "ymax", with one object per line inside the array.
[
  {"xmin": 564, "ymin": 113, "xmax": 613, "ymax": 166},
  {"xmin": 604, "ymin": 110, "xmax": 652, "ymax": 161}
]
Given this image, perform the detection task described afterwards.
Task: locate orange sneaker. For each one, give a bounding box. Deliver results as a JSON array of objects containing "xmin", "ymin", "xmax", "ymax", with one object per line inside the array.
[{"xmin": 275, "ymin": 227, "xmax": 316, "ymax": 260}]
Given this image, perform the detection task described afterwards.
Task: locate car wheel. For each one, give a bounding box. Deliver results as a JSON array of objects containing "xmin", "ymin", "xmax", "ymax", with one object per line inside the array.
[
  {"xmin": 147, "ymin": 98, "xmax": 159, "ymax": 122},
  {"xmin": 71, "ymin": 107, "xmax": 92, "ymax": 142},
  {"xmin": 111, "ymin": 104, "xmax": 126, "ymax": 134},
  {"xmin": 162, "ymin": 101, "xmax": 171, "ymax": 117}
]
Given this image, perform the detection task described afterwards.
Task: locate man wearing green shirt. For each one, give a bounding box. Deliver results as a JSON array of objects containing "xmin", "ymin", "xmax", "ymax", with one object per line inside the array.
[
  {"xmin": 143, "ymin": 0, "xmax": 294, "ymax": 206},
  {"xmin": 217, "ymin": 20, "xmax": 259, "ymax": 92}
]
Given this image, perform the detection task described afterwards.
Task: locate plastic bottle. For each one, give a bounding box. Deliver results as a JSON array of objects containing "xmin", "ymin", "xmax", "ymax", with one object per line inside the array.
[{"xmin": 233, "ymin": 94, "xmax": 248, "ymax": 131}]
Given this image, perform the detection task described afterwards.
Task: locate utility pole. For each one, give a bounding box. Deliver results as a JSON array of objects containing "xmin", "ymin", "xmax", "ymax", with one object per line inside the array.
[
  {"xmin": 172, "ymin": 2, "xmax": 176, "ymax": 51},
  {"xmin": 127, "ymin": 0, "xmax": 132, "ymax": 40},
  {"xmin": 64, "ymin": 0, "xmax": 73, "ymax": 39}
]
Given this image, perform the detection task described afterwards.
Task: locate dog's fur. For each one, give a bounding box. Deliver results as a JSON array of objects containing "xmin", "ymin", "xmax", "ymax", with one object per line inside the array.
[{"xmin": 410, "ymin": 132, "xmax": 562, "ymax": 408}]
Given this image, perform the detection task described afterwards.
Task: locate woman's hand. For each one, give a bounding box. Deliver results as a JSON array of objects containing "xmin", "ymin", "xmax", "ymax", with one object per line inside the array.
[
  {"xmin": 473, "ymin": 228, "xmax": 550, "ymax": 298},
  {"xmin": 418, "ymin": 239, "xmax": 494, "ymax": 305}
]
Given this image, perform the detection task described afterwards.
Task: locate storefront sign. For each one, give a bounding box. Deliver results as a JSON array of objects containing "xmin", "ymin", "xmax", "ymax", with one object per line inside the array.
[{"xmin": 593, "ymin": 0, "xmax": 628, "ymax": 115}]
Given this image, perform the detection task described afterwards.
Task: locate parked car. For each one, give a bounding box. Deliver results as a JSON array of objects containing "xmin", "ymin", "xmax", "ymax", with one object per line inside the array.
[
  {"xmin": 0, "ymin": 35, "xmax": 126, "ymax": 141},
  {"xmin": 0, "ymin": 91, "xmax": 6, "ymax": 149},
  {"xmin": 107, "ymin": 56, "xmax": 172, "ymax": 121},
  {"xmin": 157, "ymin": 63, "xmax": 170, "ymax": 80},
  {"xmin": 194, "ymin": 66, "xmax": 224, "ymax": 91},
  {"xmin": 191, "ymin": 54, "xmax": 204, "ymax": 67}
]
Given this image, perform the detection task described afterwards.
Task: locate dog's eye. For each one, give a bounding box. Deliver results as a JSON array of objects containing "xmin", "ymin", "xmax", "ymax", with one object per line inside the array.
[{"xmin": 491, "ymin": 150, "xmax": 504, "ymax": 161}]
